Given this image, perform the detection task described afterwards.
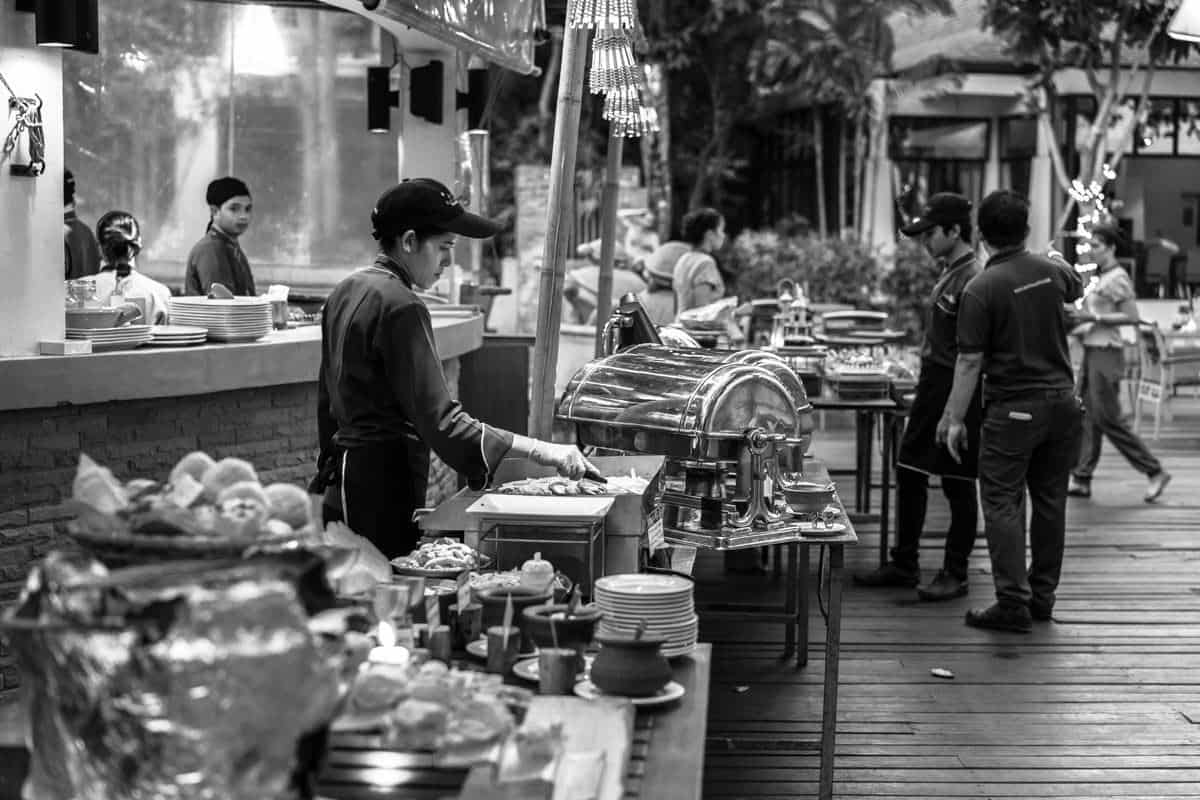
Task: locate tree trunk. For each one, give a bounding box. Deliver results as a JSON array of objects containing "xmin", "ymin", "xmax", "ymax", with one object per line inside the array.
[
  {"xmin": 640, "ymin": 62, "xmax": 672, "ymax": 240},
  {"xmin": 837, "ymin": 116, "xmax": 848, "ymax": 235},
  {"xmin": 852, "ymin": 113, "xmax": 866, "ymax": 237},
  {"xmin": 812, "ymin": 107, "xmax": 827, "ymax": 236}
]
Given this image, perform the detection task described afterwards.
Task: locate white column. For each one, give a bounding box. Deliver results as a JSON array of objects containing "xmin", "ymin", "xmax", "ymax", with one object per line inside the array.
[
  {"xmin": 865, "ymin": 79, "xmax": 895, "ymax": 257},
  {"xmin": 0, "ymin": 7, "xmax": 65, "ymax": 357},
  {"xmin": 984, "ymin": 115, "xmax": 1001, "ymax": 194},
  {"xmin": 1027, "ymin": 115, "xmax": 1055, "ymax": 249}
]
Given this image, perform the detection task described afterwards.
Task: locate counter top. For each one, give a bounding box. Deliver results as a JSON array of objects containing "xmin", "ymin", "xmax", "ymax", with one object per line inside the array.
[{"xmin": 0, "ymin": 313, "xmax": 484, "ymax": 412}]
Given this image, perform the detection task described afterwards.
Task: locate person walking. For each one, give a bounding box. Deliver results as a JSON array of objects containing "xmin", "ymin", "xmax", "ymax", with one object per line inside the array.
[
  {"xmin": 1067, "ymin": 225, "xmax": 1171, "ymax": 502},
  {"xmin": 855, "ymin": 193, "xmax": 981, "ymax": 600},
  {"xmin": 937, "ymin": 190, "xmax": 1084, "ymax": 632}
]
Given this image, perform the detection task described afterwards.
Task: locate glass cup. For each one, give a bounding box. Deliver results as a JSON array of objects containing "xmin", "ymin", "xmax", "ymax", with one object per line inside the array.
[{"xmin": 271, "ymin": 299, "xmax": 289, "ymax": 330}]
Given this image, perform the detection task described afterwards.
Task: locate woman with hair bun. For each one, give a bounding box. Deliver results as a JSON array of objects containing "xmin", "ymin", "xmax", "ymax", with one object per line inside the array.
[{"xmin": 93, "ymin": 210, "xmax": 173, "ymax": 324}]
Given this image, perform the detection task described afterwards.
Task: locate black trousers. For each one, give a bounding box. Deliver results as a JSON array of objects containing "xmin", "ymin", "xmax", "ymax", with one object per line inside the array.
[
  {"xmin": 891, "ymin": 466, "xmax": 978, "ymax": 580},
  {"xmin": 321, "ymin": 444, "xmax": 428, "ymax": 560}
]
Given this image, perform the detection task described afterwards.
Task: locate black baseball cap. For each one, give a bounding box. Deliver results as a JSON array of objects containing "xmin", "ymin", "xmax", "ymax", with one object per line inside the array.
[
  {"xmin": 371, "ymin": 178, "xmax": 502, "ymax": 240},
  {"xmin": 901, "ymin": 193, "xmax": 973, "ymax": 236}
]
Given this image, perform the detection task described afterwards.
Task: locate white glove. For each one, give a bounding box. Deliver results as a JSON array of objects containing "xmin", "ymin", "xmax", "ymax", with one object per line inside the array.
[{"xmin": 513, "ymin": 436, "xmax": 598, "ymax": 480}]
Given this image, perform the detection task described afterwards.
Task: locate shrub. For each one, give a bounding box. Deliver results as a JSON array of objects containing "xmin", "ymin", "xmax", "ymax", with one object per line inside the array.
[
  {"xmin": 878, "ymin": 237, "xmax": 939, "ymax": 343},
  {"xmin": 729, "ymin": 229, "xmax": 882, "ymax": 306}
]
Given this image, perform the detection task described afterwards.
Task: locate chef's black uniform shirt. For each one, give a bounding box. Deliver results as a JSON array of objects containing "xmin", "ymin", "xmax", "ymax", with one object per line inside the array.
[
  {"xmin": 184, "ymin": 227, "xmax": 257, "ymax": 296},
  {"xmin": 316, "ymin": 253, "xmax": 513, "ymax": 512},
  {"xmin": 897, "ymin": 250, "xmax": 982, "ymax": 479}
]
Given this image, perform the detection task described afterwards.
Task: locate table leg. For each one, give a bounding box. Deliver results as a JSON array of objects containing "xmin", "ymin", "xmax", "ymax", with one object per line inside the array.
[
  {"xmin": 783, "ymin": 542, "xmax": 797, "ymax": 659},
  {"xmin": 798, "ymin": 544, "xmax": 809, "ymax": 668},
  {"xmin": 878, "ymin": 413, "xmax": 894, "ymax": 568},
  {"xmin": 854, "ymin": 411, "xmax": 867, "ymax": 513},
  {"xmin": 818, "ymin": 544, "xmax": 844, "ymax": 800},
  {"xmin": 861, "ymin": 411, "xmax": 876, "ymax": 516}
]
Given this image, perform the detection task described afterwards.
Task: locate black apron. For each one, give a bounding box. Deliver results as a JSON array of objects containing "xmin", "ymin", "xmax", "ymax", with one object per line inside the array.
[{"xmin": 896, "ymin": 361, "xmax": 982, "ymax": 480}]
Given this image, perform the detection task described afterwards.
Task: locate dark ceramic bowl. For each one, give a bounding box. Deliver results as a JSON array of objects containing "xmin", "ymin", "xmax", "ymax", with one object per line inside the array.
[
  {"xmin": 521, "ymin": 604, "xmax": 602, "ymax": 669},
  {"xmin": 590, "ymin": 633, "xmax": 672, "ymax": 698},
  {"xmin": 477, "ymin": 586, "xmax": 553, "ymax": 654}
]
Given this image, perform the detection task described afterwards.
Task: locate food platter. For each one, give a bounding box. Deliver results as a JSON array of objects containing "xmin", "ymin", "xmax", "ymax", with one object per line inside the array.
[{"xmin": 390, "ymin": 553, "xmax": 491, "ymax": 579}]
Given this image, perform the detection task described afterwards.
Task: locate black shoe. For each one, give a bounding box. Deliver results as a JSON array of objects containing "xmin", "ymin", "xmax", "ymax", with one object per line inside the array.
[
  {"xmin": 853, "ymin": 562, "xmax": 919, "ymax": 588},
  {"xmin": 965, "ymin": 603, "xmax": 1032, "ymax": 633},
  {"xmin": 1030, "ymin": 601, "xmax": 1053, "ymax": 621},
  {"xmin": 1067, "ymin": 478, "xmax": 1091, "ymax": 498},
  {"xmin": 917, "ymin": 570, "xmax": 968, "ymax": 602}
]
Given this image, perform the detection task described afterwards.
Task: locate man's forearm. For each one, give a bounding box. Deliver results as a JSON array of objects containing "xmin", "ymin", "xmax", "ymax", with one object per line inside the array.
[{"xmin": 942, "ymin": 353, "xmax": 984, "ymax": 423}]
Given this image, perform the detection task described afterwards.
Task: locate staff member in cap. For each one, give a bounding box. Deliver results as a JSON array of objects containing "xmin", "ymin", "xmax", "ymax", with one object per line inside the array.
[
  {"xmin": 312, "ymin": 178, "xmax": 598, "ymax": 558},
  {"xmin": 855, "ymin": 193, "xmax": 981, "ymax": 601},
  {"xmin": 183, "ymin": 176, "xmax": 257, "ymax": 296}
]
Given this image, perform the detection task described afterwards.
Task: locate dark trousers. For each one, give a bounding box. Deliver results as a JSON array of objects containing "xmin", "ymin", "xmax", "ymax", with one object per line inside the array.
[
  {"xmin": 1073, "ymin": 347, "xmax": 1162, "ymax": 481},
  {"xmin": 321, "ymin": 445, "xmax": 428, "ymax": 560},
  {"xmin": 978, "ymin": 390, "xmax": 1083, "ymax": 609},
  {"xmin": 891, "ymin": 466, "xmax": 978, "ymax": 580}
]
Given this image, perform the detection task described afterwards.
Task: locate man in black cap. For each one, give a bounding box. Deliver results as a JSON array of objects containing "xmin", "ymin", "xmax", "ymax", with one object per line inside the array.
[
  {"xmin": 855, "ymin": 193, "xmax": 982, "ymax": 601},
  {"xmin": 938, "ymin": 190, "xmax": 1083, "ymax": 632},
  {"xmin": 184, "ymin": 176, "xmax": 256, "ymax": 296},
  {"xmin": 64, "ymin": 169, "xmax": 101, "ymax": 280},
  {"xmin": 311, "ymin": 178, "xmax": 598, "ymax": 558}
]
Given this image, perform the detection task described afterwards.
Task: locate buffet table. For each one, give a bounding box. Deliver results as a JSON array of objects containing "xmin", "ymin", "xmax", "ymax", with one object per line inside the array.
[{"xmin": 0, "ymin": 646, "xmax": 710, "ymax": 800}]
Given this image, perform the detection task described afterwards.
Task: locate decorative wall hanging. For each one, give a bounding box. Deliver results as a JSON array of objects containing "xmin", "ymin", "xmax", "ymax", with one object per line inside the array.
[{"xmin": 0, "ymin": 71, "xmax": 46, "ymax": 177}]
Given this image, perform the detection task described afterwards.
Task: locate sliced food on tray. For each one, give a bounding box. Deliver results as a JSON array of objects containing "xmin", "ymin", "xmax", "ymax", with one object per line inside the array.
[{"xmin": 391, "ymin": 537, "xmax": 484, "ymax": 572}]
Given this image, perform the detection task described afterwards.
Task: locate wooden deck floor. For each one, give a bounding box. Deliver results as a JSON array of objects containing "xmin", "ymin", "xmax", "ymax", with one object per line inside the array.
[{"xmin": 697, "ymin": 402, "xmax": 1200, "ymax": 799}]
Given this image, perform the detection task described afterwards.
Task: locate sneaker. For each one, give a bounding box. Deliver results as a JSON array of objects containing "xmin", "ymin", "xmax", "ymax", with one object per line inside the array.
[
  {"xmin": 964, "ymin": 603, "xmax": 1032, "ymax": 633},
  {"xmin": 1144, "ymin": 471, "xmax": 1171, "ymax": 503},
  {"xmin": 1067, "ymin": 478, "xmax": 1091, "ymax": 498},
  {"xmin": 917, "ymin": 570, "xmax": 968, "ymax": 602},
  {"xmin": 853, "ymin": 562, "xmax": 919, "ymax": 588},
  {"xmin": 1029, "ymin": 600, "xmax": 1053, "ymax": 621}
]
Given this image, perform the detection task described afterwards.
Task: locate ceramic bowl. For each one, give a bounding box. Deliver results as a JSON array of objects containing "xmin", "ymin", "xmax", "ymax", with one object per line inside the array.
[
  {"xmin": 589, "ymin": 633, "xmax": 672, "ymax": 698},
  {"xmin": 521, "ymin": 603, "xmax": 602, "ymax": 668}
]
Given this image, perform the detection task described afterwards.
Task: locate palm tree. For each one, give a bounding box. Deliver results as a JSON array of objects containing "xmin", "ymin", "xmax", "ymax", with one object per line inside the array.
[{"xmin": 750, "ymin": 0, "xmax": 953, "ymax": 235}]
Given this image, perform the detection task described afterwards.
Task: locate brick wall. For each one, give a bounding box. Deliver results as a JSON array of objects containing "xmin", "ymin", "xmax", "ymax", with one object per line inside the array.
[{"xmin": 0, "ymin": 358, "xmax": 461, "ymax": 698}]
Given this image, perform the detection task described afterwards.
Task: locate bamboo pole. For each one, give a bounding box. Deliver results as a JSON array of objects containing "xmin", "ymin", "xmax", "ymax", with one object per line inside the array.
[
  {"xmin": 594, "ymin": 131, "xmax": 624, "ymax": 357},
  {"xmin": 528, "ymin": 23, "xmax": 591, "ymax": 440}
]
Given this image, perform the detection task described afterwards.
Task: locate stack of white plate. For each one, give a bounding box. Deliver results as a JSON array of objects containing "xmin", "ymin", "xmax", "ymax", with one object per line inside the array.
[
  {"xmin": 65, "ymin": 324, "xmax": 152, "ymax": 352},
  {"xmin": 594, "ymin": 573, "xmax": 698, "ymax": 658},
  {"xmin": 149, "ymin": 325, "xmax": 208, "ymax": 347},
  {"xmin": 168, "ymin": 297, "xmax": 271, "ymax": 343}
]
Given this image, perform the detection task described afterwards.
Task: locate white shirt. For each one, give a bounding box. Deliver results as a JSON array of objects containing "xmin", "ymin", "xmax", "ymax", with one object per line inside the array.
[{"xmin": 94, "ymin": 268, "xmax": 173, "ymax": 325}]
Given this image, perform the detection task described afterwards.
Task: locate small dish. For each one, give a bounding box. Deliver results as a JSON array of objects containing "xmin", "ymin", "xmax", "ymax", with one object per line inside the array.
[
  {"xmin": 573, "ymin": 679, "xmax": 686, "ymax": 707},
  {"xmin": 511, "ymin": 654, "xmax": 594, "ymax": 683},
  {"xmin": 465, "ymin": 637, "xmax": 537, "ymax": 660}
]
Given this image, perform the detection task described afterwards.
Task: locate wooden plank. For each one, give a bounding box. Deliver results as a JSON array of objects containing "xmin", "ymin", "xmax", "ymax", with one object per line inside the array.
[{"xmin": 634, "ymin": 644, "xmax": 710, "ymax": 800}]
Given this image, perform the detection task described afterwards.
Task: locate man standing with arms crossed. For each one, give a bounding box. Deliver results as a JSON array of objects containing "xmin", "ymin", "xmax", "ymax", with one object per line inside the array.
[
  {"xmin": 938, "ymin": 190, "xmax": 1084, "ymax": 632},
  {"xmin": 855, "ymin": 193, "xmax": 981, "ymax": 601}
]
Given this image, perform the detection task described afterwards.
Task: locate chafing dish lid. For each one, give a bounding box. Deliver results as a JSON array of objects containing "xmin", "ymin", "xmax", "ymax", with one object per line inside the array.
[{"xmin": 557, "ymin": 345, "xmax": 800, "ymax": 438}]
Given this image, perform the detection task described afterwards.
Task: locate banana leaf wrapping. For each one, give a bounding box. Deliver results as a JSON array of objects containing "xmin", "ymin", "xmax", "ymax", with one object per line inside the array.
[{"xmin": 4, "ymin": 550, "xmax": 348, "ymax": 800}]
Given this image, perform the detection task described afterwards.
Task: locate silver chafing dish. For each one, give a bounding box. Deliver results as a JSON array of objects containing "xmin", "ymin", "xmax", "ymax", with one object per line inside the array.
[{"xmin": 557, "ymin": 343, "xmax": 818, "ymax": 549}]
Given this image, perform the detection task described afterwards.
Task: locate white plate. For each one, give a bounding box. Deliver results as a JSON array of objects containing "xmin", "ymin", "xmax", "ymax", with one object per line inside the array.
[
  {"xmin": 149, "ymin": 338, "xmax": 206, "ymax": 348},
  {"xmin": 573, "ymin": 679, "xmax": 685, "ymax": 707},
  {"xmin": 466, "ymin": 494, "xmax": 615, "ymax": 525},
  {"xmin": 511, "ymin": 654, "xmax": 594, "ymax": 683},
  {"xmin": 151, "ymin": 325, "xmax": 208, "ymax": 335},
  {"xmin": 594, "ymin": 574, "xmax": 694, "ymax": 597},
  {"xmin": 170, "ymin": 297, "xmax": 270, "ymax": 307},
  {"xmin": 797, "ymin": 522, "xmax": 848, "ymax": 538}
]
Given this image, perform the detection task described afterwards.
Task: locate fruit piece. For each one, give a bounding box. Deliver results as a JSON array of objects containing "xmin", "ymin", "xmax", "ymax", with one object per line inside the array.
[
  {"xmin": 263, "ymin": 482, "xmax": 311, "ymax": 528},
  {"xmin": 216, "ymin": 480, "xmax": 270, "ymax": 509},
  {"xmin": 169, "ymin": 451, "xmax": 217, "ymax": 486},
  {"xmin": 200, "ymin": 458, "xmax": 259, "ymax": 502},
  {"xmin": 72, "ymin": 454, "xmax": 129, "ymax": 514}
]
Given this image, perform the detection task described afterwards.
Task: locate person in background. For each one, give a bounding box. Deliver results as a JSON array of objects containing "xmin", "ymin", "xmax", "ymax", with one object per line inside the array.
[
  {"xmin": 855, "ymin": 193, "xmax": 981, "ymax": 601},
  {"xmin": 93, "ymin": 211, "xmax": 173, "ymax": 324},
  {"xmin": 1067, "ymin": 225, "xmax": 1171, "ymax": 503},
  {"xmin": 937, "ymin": 190, "xmax": 1084, "ymax": 632},
  {"xmin": 637, "ymin": 240, "xmax": 689, "ymax": 325},
  {"xmin": 64, "ymin": 169, "xmax": 101, "ymax": 280},
  {"xmin": 184, "ymin": 177, "xmax": 256, "ymax": 296},
  {"xmin": 311, "ymin": 178, "xmax": 597, "ymax": 558},
  {"xmin": 1170, "ymin": 302, "xmax": 1197, "ymax": 333},
  {"xmin": 673, "ymin": 208, "xmax": 726, "ymax": 313}
]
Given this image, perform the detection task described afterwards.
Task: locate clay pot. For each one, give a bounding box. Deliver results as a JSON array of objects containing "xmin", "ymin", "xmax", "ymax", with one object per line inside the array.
[
  {"xmin": 589, "ymin": 633, "xmax": 672, "ymax": 698},
  {"xmin": 521, "ymin": 604, "xmax": 602, "ymax": 671},
  {"xmin": 476, "ymin": 586, "xmax": 553, "ymax": 654}
]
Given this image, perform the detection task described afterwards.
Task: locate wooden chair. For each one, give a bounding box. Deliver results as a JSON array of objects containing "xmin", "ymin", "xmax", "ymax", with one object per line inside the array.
[
  {"xmin": 1133, "ymin": 323, "xmax": 1200, "ymax": 439},
  {"xmin": 1143, "ymin": 248, "xmax": 1172, "ymax": 298}
]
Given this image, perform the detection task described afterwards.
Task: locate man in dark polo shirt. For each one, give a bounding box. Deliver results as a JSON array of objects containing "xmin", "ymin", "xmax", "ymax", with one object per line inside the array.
[
  {"xmin": 855, "ymin": 193, "xmax": 981, "ymax": 601},
  {"xmin": 312, "ymin": 178, "xmax": 596, "ymax": 558},
  {"xmin": 937, "ymin": 190, "xmax": 1084, "ymax": 633}
]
